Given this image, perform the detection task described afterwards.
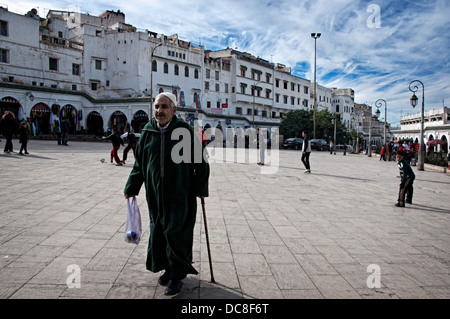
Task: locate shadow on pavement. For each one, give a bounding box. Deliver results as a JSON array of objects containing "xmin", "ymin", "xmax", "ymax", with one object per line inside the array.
[{"xmin": 407, "ymin": 203, "xmax": 450, "ymax": 215}]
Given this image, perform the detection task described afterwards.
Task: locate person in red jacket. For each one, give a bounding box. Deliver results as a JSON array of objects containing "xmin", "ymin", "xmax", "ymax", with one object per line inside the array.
[
  {"xmin": 380, "ymin": 145, "xmax": 386, "ymax": 161},
  {"xmin": 102, "ymin": 128, "xmax": 124, "ymax": 166}
]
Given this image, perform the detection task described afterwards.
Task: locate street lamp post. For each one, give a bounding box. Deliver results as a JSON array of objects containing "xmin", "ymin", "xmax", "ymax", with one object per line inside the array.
[
  {"xmin": 150, "ymin": 43, "xmax": 163, "ymax": 118},
  {"xmin": 311, "ymin": 33, "xmax": 321, "ymax": 139},
  {"xmin": 368, "ymin": 105, "xmax": 381, "ymax": 157},
  {"xmin": 333, "ymin": 112, "xmax": 337, "ymax": 153},
  {"xmin": 409, "ymin": 80, "xmax": 425, "ymax": 171},
  {"xmin": 375, "ymin": 99, "xmax": 387, "ymax": 148}
]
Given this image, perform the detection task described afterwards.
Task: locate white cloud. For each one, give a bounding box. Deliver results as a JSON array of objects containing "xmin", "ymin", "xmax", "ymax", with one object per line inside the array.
[{"xmin": 3, "ymin": 0, "xmax": 450, "ymax": 125}]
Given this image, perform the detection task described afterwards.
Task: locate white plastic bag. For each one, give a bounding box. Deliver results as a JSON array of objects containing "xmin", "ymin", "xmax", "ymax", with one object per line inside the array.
[{"xmin": 124, "ymin": 197, "xmax": 142, "ymax": 244}]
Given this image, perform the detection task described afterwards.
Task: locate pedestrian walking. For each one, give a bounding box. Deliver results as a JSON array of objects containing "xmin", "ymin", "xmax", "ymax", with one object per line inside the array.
[
  {"xmin": 103, "ymin": 128, "xmax": 124, "ymax": 166},
  {"xmin": 343, "ymin": 142, "xmax": 347, "ymax": 156},
  {"xmin": 54, "ymin": 119, "xmax": 62, "ymax": 145},
  {"xmin": 123, "ymin": 92, "xmax": 210, "ymax": 296},
  {"xmin": 19, "ymin": 121, "xmax": 29, "ymax": 155},
  {"xmin": 257, "ymin": 128, "xmax": 266, "ymax": 166},
  {"xmin": 395, "ymin": 150, "xmax": 415, "ymax": 207},
  {"xmin": 61, "ymin": 118, "xmax": 69, "ymax": 146},
  {"xmin": 301, "ymin": 131, "xmax": 311, "ymax": 173},
  {"xmin": 329, "ymin": 140, "xmax": 334, "ymax": 154},
  {"xmin": 1, "ymin": 111, "xmax": 17, "ymax": 153},
  {"xmin": 380, "ymin": 145, "xmax": 386, "ymax": 161},
  {"xmin": 387, "ymin": 141, "xmax": 394, "ymax": 161},
  {"xmin": 120, "ymin": 127, "xmax": 137, "ymax": 165}
]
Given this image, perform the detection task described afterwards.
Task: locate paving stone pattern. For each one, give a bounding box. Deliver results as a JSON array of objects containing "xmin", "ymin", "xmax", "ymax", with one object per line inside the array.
[{"xmin": 0, "ymin": 139, "xmax": 449, "ymax": 299}]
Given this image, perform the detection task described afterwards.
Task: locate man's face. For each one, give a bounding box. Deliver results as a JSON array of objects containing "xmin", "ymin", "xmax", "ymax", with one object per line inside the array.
[
  {"xmin": 396, "ymin": 154, "xmax": 403, "ymax": 162},
  {"xmin": 154, "ymin": 96, "xmax": 176, "ymax": 127}
]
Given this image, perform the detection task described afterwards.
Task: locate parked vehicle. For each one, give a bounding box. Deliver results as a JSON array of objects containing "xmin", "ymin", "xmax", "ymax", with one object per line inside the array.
[
  {"xmin": 335, "ymin": 144, "xmax": 353, "ymax": 151},
  {"xmin": 282, "ymin": 138, "xmax": 303, "ymax": 150},
  {"xmin": 310, "ymin": 139, "xmax": 329, "ymax": 151}
]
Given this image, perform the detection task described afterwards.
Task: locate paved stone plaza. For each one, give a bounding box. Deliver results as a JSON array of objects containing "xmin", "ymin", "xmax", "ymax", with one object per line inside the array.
[{"xmin": 0, "ymin": 139, "xmax": 449, "ymax": 299}]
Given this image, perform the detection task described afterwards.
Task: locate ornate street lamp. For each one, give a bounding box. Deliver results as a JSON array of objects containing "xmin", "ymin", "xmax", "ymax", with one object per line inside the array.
[
  {"xmin": 368, "ymin": 105, "xmax": 380, "ymax": 157},
  {"xmin": 409, "ymin": 80, "xmax": 425, "ymax": 171},
  {"xmin": 375, "ymin": 99, "xmax": 387, "ymax": 147},
  {"xmin": 311, "ymin": 33, "xmax": 321, "ymax": 139}
]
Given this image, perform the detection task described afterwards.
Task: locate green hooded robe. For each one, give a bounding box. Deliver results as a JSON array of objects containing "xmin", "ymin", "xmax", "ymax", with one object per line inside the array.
[{"xmin": 124, "ymin": 116, "xmax": 209, "ymax": 280}]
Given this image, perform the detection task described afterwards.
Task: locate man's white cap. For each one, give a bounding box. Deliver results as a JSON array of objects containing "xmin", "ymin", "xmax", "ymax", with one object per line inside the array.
[{"xmin": 156, "ymin": 92, "xmax": 177, "ymax": 108}]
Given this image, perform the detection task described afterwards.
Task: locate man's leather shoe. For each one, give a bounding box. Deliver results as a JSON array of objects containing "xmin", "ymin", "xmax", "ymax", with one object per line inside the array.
[
  {"xmin": 164, "ymin": 280, "xmax": 182, "ymax": 296},
  {"xmin": 158, "ymin": 271, "xmax": 170, "ymax": 286}
]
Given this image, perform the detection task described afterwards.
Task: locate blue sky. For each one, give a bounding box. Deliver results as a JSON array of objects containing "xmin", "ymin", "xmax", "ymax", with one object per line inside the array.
[{"xmin": 5, "ymin": 0, "xmax": 450, "ymax": 126}]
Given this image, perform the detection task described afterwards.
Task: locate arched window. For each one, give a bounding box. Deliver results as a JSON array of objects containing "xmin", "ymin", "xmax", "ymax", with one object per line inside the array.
[
  {"xmin": 194, "ymin": 68, "xmax": 199, "ymax": 79},
  {"xmin": 152, "ymin": 60, "xmax": 157, "ymax": 72},
  {"xmin": 174, "ymin": 64, "xmax": 179, "ymax": 76},
  {"xmin": 159, "ymin": 88, "xmax": 164, "ymax": 94},
  {"xmin": 164, "ymin": 62, "xmax": 168, "ymax": 74},
  {"xmin": 185, "ymin": 66, "xmax": 189, "ymax": 77}
]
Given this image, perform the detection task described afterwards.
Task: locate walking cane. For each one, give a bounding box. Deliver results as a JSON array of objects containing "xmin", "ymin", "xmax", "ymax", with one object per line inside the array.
[{"xmin": 201, "ymin": 197, "xmax": 216, "ymax": 283}]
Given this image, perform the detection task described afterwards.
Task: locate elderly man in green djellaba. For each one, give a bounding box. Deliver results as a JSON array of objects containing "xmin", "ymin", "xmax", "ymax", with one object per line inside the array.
[{"xmin": 124, "ymin": 92, "xmax": 210, "ymax": 296}]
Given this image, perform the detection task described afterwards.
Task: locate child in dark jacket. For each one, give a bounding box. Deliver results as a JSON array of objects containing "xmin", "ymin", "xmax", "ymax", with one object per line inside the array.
[
  {"xmin": 102, "ymin": 128, "xmax": 124, "ymax": 166},
  {"xmin": 19, "ymin": 121, "xmax": 29, "ymax": 155},
  {"xmin": 395, "ymin": 150, "xmax": 415, "ymax": 207}
]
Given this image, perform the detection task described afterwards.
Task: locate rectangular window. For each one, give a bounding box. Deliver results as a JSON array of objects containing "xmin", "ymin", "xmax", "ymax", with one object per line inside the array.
[
  {"xmin": 205, "ymin": 82, "xmax": 209, "ymax": 90},
  {"xmin": 215, "ymin": 71, "xmax": 219, "ymax": 80},
  {"xmin": 0, "ymin": 20, "xmax": 8, "ymax": 36},
  {"xmin": 236, "ymin": 107, "xmax": 242, "ymax": 115},
  {"xmin": 72, "ymin": 63, "xmax": 80, "ymax": 75},
  {"xmin": 304, "ymin": 87, "xmax": 309, "ymax": 94},
  {"xmin": 215, "ymin": 83, "xmax": 220, "ymax": 92},
  {"xmin": 0, "ymin": 49, "xmax": 9, "ymax": 63},
  {"xmin": 49, "ymin": 57, "xmax": 58, "ymax": 71},
  {"xmin": 91, "ymin": 82, "xmax": 98, "ymax": 91},
  {"xmin": 206, "ymin": 69, "xmax": 210, "ymax": 79},
  {"xmin": 95, "ymin": 59, "xmax": 102, "ymax": 70}
]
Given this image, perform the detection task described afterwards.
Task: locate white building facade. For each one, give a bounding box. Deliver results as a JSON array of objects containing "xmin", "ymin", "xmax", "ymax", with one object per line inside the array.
[
  {"xmin": 1, "ymin": 6, "xmax": 362, "ymax": 141},
  {"xmin": 393, "ymin": 107, "xmax": 450, "ymax": 155}
]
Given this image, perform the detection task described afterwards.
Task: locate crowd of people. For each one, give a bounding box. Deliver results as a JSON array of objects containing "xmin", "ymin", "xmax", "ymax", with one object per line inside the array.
[{"xmin": 0, "ymin": 110, "xmax": 30, "ymax": 155}]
